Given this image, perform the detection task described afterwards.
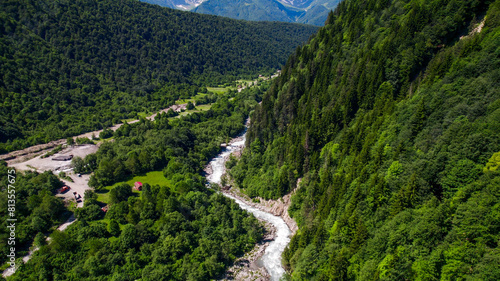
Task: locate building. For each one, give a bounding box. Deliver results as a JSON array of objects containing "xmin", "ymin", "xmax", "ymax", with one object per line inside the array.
[{"xmin": 134, "ymin": 182, "xmax": 143, "ymax": 191}]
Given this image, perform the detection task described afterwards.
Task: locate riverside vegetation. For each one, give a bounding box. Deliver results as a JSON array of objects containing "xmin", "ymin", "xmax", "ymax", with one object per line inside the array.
[
  {"xmin": 228, "ymin": 0, "xmax": 500, "ymax": 279},
  {"xmin": 5, "ymin": 82, "xmax": 270, "ymax": 280}
]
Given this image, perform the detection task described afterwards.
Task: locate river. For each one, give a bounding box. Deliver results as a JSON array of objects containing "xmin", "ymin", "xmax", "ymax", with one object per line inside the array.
[{"xmin": 206, "ymin": 125, "xmax": 292, "ymax": 281}]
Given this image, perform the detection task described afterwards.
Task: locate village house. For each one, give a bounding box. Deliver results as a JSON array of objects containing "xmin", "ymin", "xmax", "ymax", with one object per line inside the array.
[{"xmin": 134, "ymin": 181, "xmax": 143, "ymax": 191}]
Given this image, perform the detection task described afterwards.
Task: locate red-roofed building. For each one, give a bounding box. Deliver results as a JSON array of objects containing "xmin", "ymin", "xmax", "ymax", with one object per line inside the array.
[{"xmin": 134, "ymin": 182, "xmax": 143, "ymax": 191}]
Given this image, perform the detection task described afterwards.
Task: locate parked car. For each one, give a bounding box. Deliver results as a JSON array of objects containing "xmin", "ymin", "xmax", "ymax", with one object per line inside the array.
[{"xmin": 58, "ymin": 186, "xmax": 70, "ymax": 193}]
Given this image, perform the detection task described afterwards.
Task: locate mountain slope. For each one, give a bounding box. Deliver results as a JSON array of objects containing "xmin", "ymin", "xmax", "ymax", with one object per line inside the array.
[
  {"xmin": 0, "ymin": 0, "xmax": 318, "ymax": 153},
  {"xmin": 229, "ymin": 0, "xmax": 500, "ymax": 279},
  {"xmin": 296, "ymin": 4, "xmax": 329, "ymax": 25},
  {"xmin": 192, "ymin": 0, "xmax": 306, "ymax": 23},
  {"xmin": 140, "ymin": 0, "xmax": 204, "ymax": 10},
  {"xmin": 155, "ymin": 0, "xmax": 342, "ymax": 26},
  {"xmin": 279, "ymin": 0, "xmax": 315, "ymax": 8}
]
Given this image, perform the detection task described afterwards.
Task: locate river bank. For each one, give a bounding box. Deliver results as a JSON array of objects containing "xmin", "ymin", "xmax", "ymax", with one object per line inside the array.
[
  {"xmin": 220, "ymin": 221, "xmax": 275, "ymax": 281},
  {"xmin": 221, "ymin": 185, "xmax": 299, "ymax": 236},
  {"xmin": 205, "ymin": 120, "xmax": 296, "ymax": 281}
]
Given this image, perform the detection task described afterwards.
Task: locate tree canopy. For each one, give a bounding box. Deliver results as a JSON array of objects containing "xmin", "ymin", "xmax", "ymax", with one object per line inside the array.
[
  {"xmin": 0, "ymin": 0, "xmax": 317, "ymax": 153},
  {"xmin": 9, "ymin": 79, "xmax": 269, "ymax": 280},
  {"xmin": 229, "ymin": 0, "xmax": 500, "ymax": 279}
]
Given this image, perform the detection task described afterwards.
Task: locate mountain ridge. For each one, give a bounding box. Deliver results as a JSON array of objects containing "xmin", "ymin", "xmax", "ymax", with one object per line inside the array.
[
  {"xmin": 140, "ymin": 0, "xmax": 205, "ymax": 10},
  {"xmin": 140, "ymin": 0, "xmax": 341, "ymax": 26},
  {"xmin": 229, "ymin": 0, "xmax": 500, "ymax": 279}
]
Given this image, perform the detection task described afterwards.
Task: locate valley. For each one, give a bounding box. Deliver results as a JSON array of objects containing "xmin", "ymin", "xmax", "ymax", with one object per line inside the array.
[
  {"xmin": 0, "ymin": 0, "xmax": 317, "ymax": 154},
  {"xmin": 205, "ymin": 122, "xmax": 292, "ymax": 281},
  {"xmin": 143, "ymin": 0, "xmax": 342, "ymax": 26},
  {"xmin": 1, "ymin": 74, "xmax": 289, "ymax": 280},
  {"xmin": 1, "ymin": 0, "xmax": 499, "ymax": 280}
]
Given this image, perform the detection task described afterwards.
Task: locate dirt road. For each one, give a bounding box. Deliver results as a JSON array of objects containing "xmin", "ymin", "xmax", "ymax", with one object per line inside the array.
[{"xmin": 1, "ymin": 103, "xmax": 187, "ymax": 164}]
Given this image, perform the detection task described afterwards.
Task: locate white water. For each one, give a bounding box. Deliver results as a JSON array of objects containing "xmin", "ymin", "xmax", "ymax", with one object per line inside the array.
[{"xmin": 206, "ymin": 126, "xmax": 291, "ymax": 281}]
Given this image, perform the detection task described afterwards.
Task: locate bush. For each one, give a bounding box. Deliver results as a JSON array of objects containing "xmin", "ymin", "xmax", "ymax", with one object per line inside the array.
[
  {"xmin": 99, "ymin": 128, "xmax": 114, "ymax": 139},
  {"xmin": 186, "ymin": 101, "xmax": 195, "ymax": 110},
  {"xmin": 109, "ymin": 184, "xmax": 133, "ymax": 204}
]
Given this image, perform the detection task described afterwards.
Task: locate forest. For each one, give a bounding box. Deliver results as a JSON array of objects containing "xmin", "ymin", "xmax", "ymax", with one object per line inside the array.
[
  {"xmin": 0, "ymin": 164, "xmax": 66, "ymax": 267},
  {"xmin": 3, "ymin": 0, "xmax": 500, "ymax": 279},
  {"xmin": 228, "ymin": 0, "xmax": 500, "ymax": 279},
  {"xmin": 3, "ymin": 84, "xmax": 268, "ymax": 280},
  {"xmin": 0, "ymin": 0, "xmax": 317, "ymax": 153}
]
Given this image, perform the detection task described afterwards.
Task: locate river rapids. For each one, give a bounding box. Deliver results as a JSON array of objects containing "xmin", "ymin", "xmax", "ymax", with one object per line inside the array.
[{"xmin": 206, "ymin": 125, "xmax": 292, "ymax": 281}]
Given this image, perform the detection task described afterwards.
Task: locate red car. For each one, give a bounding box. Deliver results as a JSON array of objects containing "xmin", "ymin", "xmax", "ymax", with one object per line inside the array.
[{"xmin": 59, "ymin": 186, "xmax": 70, "ymax": 193}]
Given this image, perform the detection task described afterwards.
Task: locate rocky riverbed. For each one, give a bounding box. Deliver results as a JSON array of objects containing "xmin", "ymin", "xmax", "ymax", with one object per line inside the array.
[{"xmin": 205, "ymin": 120, "xmax": 297, "ymax": 281}]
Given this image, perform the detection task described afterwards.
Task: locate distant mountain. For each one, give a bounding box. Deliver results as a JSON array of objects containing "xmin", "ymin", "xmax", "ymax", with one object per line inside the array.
[
  {"xmin": 139, "ymin": 0, "xmax": 340, "ymax": 26},
  {"xmin": 193, "ymin": 0, "xmax": 340, "ymax": 26},
  {"xmin": 140, "ymin": 0, "xmax": 205, "ymax": 10},
  {"xmin": 295, "ymin": 3, "xmax": 328, "ymax": 25},
  {"xmin": 192, "ymin": 0, "xmax": 304, "ymax": 23},
  {"xmin": 278, "ymin": 0, "xmax": 314, "ymax": 9}
]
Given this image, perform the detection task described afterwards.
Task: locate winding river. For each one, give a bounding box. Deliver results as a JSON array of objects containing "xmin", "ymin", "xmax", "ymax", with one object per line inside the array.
[{"xmin": 206, "ymin": 125, "xmax": 292, "ymax": 281}]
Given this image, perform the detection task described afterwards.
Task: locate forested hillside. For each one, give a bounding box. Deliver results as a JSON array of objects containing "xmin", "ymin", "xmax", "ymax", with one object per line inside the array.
[
  {"xmin": 229, "ymin": 0, "xmax": 500, "ymax": 279},
  {"xmin": 0, "ymin": 0, "xmax": 317, "ymax": 153}
]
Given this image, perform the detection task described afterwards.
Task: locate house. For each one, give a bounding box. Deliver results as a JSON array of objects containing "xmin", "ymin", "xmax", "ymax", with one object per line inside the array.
[{"xmin": 134, "ymin": 182, "xmax": 143, "ymax": 191}]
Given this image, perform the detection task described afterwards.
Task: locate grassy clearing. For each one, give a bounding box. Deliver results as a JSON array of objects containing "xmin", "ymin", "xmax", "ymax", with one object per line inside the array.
[
  {"xmin": 175, "ymin": 98, "xmax": 195, "ymax": 105},
  {"xmin": 195, "ymin": 104, "xmax": 212, "ymax": 111},
  {"xmin": 175, "ymin": 92, "xmax": 212, "ymax": 105},
  {"xmin": 121, "ymin": 117, "xmax": 137, "ymax": 123},
  {"xmin": 96, "ymin": 171, "xmax": 170, "ymax": 204},
  {"xmin": 176, "ymin": 111, "xmax": 190, "ymax": 118},
  {"xmin": 137, "ymin": 112, "xmax": 149, "ymax": 118},
  {"xmin": 236, "ymin": 79, "xmax": 254, "ymax": 84},
  {"xmin": 94, "ymin": 137, "xmax": 115, "ymax": 145},
  {"xmin": 207, "ymin": 87, "xmax": 228, "ymax": 94},
  {"xmin": 175, "ymin": 104, "xmax": 213, "ymax": 118}
]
